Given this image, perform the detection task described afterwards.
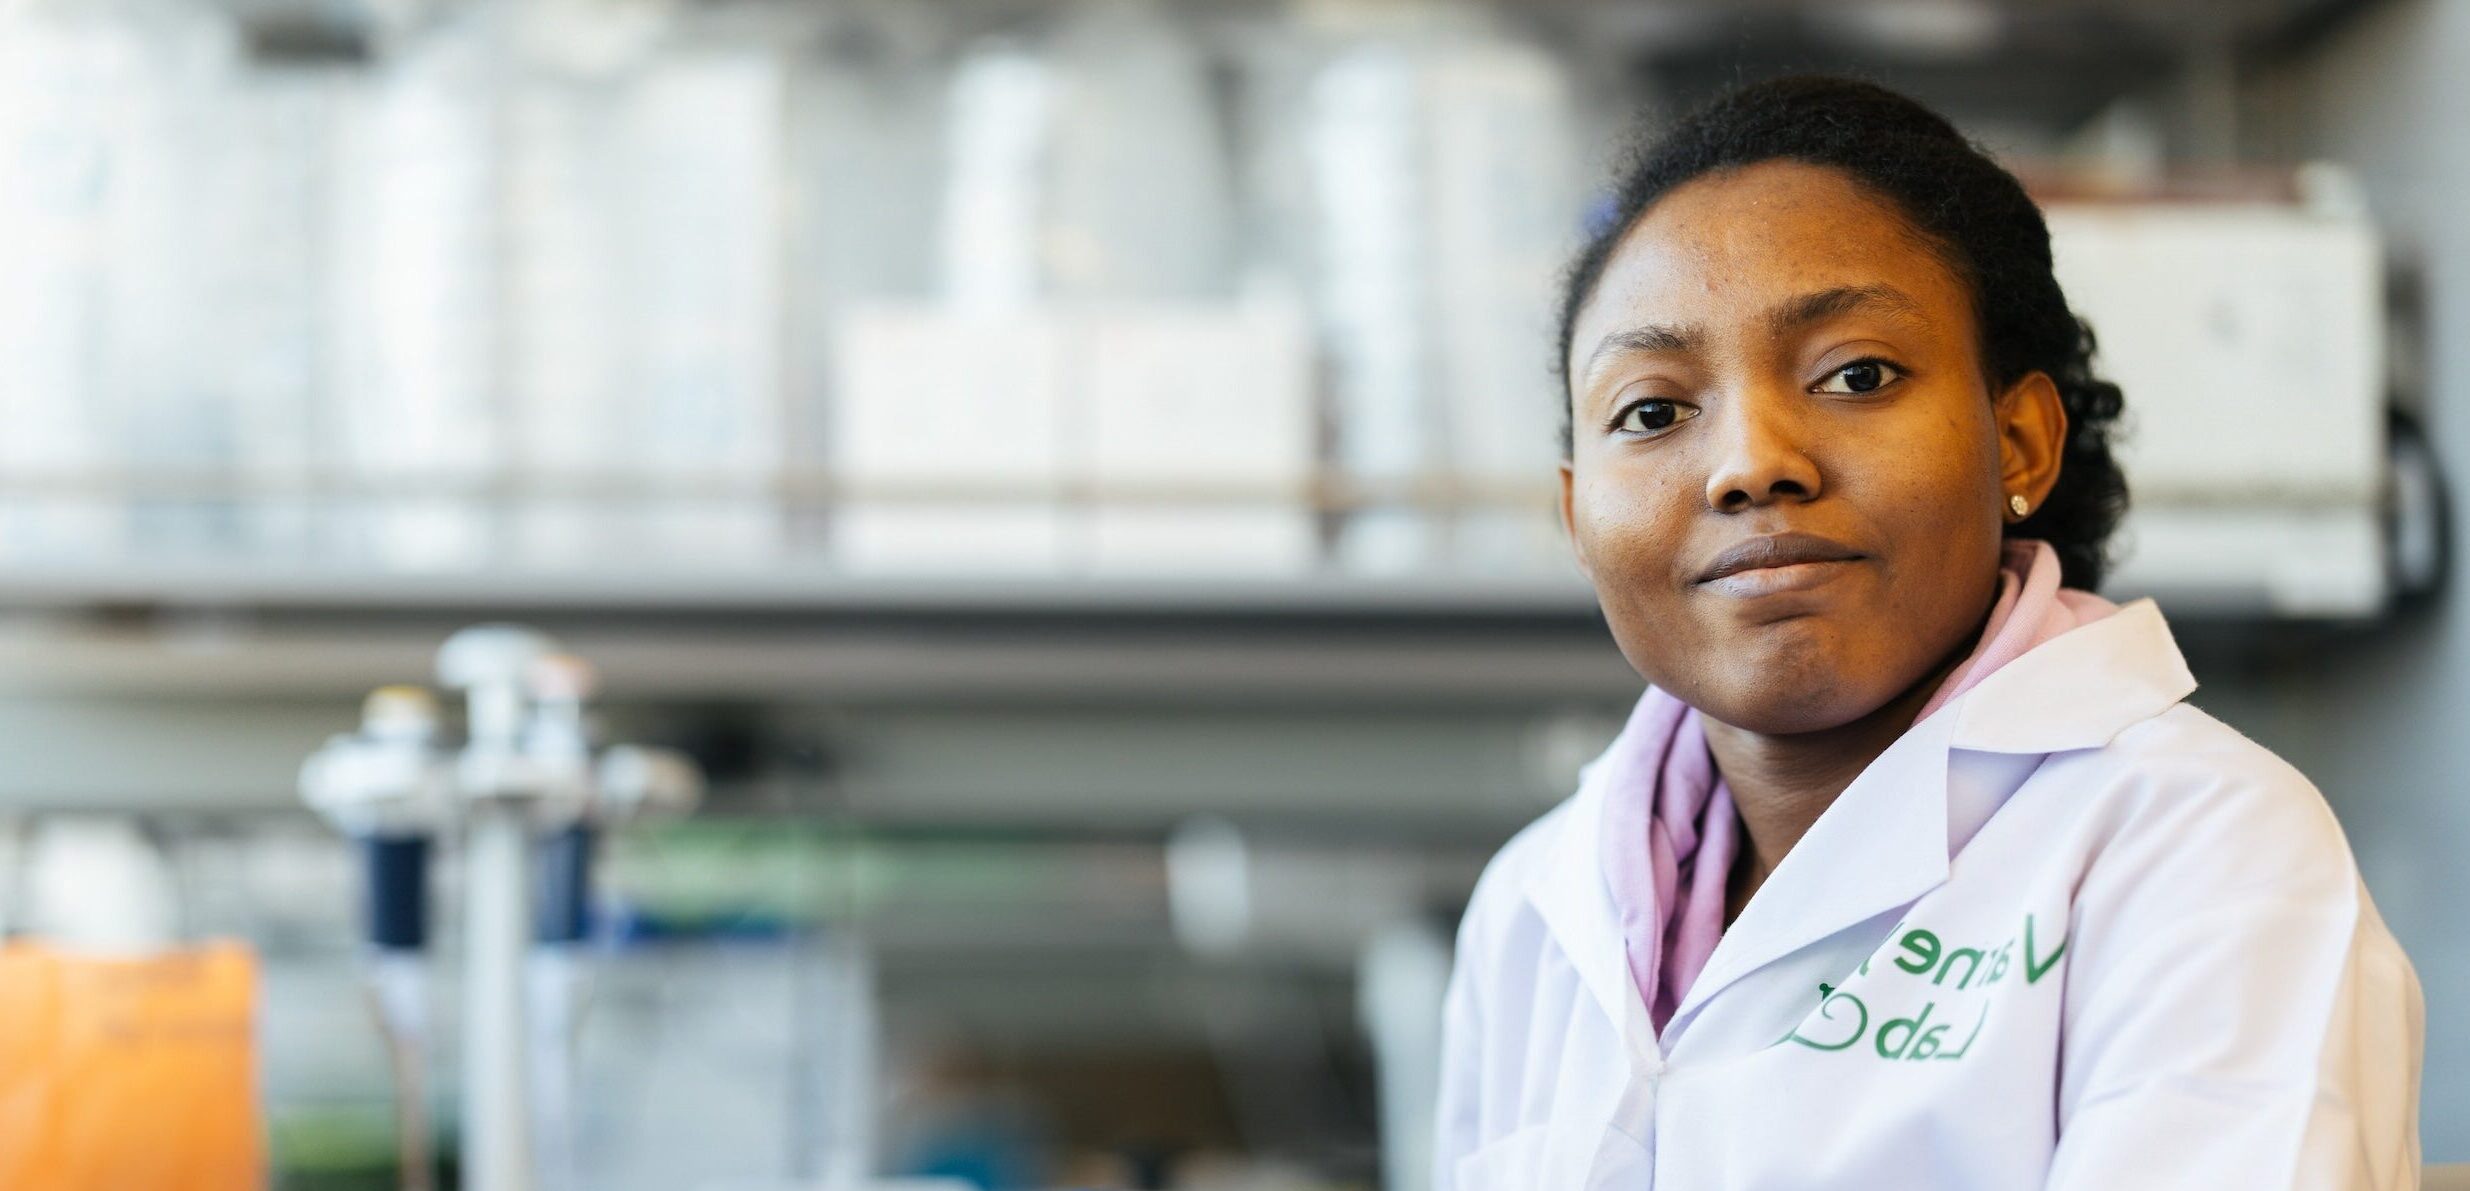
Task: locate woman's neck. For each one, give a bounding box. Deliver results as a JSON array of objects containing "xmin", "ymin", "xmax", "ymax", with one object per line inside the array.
[{"xmin": 1705, "ymin": 619, "xmax": 1984, "ymax": 917}]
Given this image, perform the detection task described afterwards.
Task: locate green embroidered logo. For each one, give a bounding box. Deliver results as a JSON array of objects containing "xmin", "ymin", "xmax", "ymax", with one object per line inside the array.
[{"xmin": 1780, "ymin": 912, "xmax": 2067, "ymax": 1060}]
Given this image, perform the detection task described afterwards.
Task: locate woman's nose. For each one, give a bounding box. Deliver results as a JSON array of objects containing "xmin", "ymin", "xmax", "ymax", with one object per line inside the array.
[{"xmin": 1702, "ymin": 393, "xmax": 1823, "ymax": 512}]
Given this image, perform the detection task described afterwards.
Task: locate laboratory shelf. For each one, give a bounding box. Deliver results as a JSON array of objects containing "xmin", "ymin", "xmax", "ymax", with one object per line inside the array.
[
  {"xmin": 0, "ymin": 560, "xmax": 1601, "ymax": 620},
  {"xmin": 0, "ymin": 561, "xmax": 1637, "ymax": 711},
  {"xmin": 0, "ymin": 561, "xmax": 1644, "ymax": 815},
  {"xmin": 0, "ymin": 612, "xmax": 1634, "ymax": 702}
]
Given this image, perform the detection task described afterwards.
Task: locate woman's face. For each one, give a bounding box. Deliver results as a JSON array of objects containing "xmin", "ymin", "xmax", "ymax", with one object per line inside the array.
[{"xmin": 1560, "ymin": 160, "xmax": 2065, "ymax": 736}]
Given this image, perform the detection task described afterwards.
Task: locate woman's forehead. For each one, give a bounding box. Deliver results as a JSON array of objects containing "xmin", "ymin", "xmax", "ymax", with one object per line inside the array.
[{"xmin": 1570, "ymin": 160, "xmax": 1973, "ymax": 362}]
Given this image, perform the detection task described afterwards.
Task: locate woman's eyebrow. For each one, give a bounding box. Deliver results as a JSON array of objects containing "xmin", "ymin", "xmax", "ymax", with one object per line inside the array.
[
  {"xmin": 1582, "ymin": 324, "xmax": 1702, "ymax": 380},
  {"xmin": 1765, "ymin": 284, "xmax": 1931, "ymax": 338}
]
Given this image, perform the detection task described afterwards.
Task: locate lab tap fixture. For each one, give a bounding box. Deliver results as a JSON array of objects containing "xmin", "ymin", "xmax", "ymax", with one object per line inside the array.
[{"xmin": 301, "ymin": 625, "xmax": 703, "ymax": 1191}]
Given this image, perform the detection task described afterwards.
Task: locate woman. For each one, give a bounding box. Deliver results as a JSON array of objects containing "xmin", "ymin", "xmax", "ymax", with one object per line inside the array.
[{"xmin": 1433, "ymin": 77, "xmax": 2423, "ymax": 1189}]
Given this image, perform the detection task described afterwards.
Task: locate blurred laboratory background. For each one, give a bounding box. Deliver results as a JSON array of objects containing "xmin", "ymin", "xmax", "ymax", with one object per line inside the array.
[{"xmin": 0, "ymin": 0, "xmax": 2460, "ymax": 1186}]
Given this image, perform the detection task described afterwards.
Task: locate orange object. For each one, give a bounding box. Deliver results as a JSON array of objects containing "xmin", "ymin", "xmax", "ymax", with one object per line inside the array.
[{"xmin": 0, "ymin": 940, "xmax": 266, "ymax": 1190}]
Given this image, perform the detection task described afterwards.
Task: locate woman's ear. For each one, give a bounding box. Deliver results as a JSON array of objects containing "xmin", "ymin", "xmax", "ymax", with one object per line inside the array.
[
  {"xmin": 1557, "ymin": 460, "xmax": 1595, "ymax": 581},
  {"xmin": 1995, "ymin": 371, "xmax": 2068, "ymax": 516}
]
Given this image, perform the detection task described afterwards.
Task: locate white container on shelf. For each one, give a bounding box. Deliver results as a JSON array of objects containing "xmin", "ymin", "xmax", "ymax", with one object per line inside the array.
[
  {"xmin": 1275, "ymin": 0, "xmax": 1582, "ymax": 575},
  {"xmin": 94, "ymin": 6, "xmax": 246, "ymax": 559},
  {"xmin": 938, "ymin": 0, "xmax": 1236, "ymax": 307},
  {"xmin": 1419, "ymin": 26, "xmax": 1583, "ymax": 575},
  {"xmin": 1301, "ymin": 34, "xmax": 1431, "ymax": 572},
  {"xmin": 784, "ymin": 4, "xmax": 950, "ymax": 552},
  {"xmin": 0, "ymin": 0, "xmax": 241, "ymax": 564},
  {"xmin": 836, "ymin": 0, "xmax": 1303, "ymax": 578},
  {"xmin": 502, "ymin": 18, "xmax": 790, "ymax": 570},
  {"xmin": 613, "ymin": 40, "xmax": 790, "ymax": 566},
  {"xmin": 830, "ymin": 295, "xmax": 1319, "ymax": 578},
  {"xmin": 195, "ymin": 57, "xmax": 355, "ymax": 561},
  {"xmin": 504, "ymin": 53, "xmax": 640, "ymax": 567},
  {"xmin": 2045, "ymin": 196, "xmax": 2386, "ymax": 616},
  {"xmin": 1079, "ymin": 295, "xmax": 1319, "ymax": 576},
  {"xmin": 829, "ymin": 305, "xmax": 1072, "ymax": 574},
  {"xmin": 333, "ymin": 14, "xmax": 506, "ymax": 571}
]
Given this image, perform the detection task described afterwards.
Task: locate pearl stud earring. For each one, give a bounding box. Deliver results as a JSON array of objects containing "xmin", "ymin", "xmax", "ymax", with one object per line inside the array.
[{"xmin": 2009, "ymin": 494, "xmax": 2030, "ymax": 517}]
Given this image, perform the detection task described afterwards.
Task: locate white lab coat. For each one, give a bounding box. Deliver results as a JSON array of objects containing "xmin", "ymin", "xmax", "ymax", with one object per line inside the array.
[{"xmin": 1434, "ymin": 598, "xmax": 2423, "ymax": 1190}]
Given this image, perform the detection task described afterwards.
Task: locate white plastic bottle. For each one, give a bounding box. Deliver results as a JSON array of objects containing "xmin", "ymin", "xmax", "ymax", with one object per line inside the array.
[
  {"xmin": 1276, "ymin": 0, "xmax": 1584, "ymax": 575},
  {"xmin": 939, "ymin": 0, "xmax": 1237, "ymax": 307},
  {"xmin": 334, "ymin": 9, "xmax": 506, "ymax": 570},
  {"xmin": 502, "ymin": 2, "xmax": 791, "ymax": 570},
  {"xmin": 783, "ymin": 2, "xmax": 948, "ymax": 556},
  {"xmin": 501, "ymin": 10, "xmax": 653, "ymax": 567},
  {"xmin": 0, "ymin": 0, "xmax": 239, "ymax": 564},
  {"xmin": 196, "ymin": 30, "xmax": 358, "ymax": 561},
  {"xmin": 615, "ymin": 29, "xmax": 790, "ymax": 566}
]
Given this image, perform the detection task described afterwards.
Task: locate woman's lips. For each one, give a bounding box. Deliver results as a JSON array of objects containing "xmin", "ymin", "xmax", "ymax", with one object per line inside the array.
[
  {"xmin": 1693, "ymin": 531, "xmax": 1868, "ymax": 597},
  {"xmin": 1697, "ymin": 557, "xmax": 1864, "ymax": 598}
]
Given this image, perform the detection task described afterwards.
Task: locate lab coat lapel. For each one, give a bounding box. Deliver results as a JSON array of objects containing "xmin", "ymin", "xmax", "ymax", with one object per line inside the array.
[
  {"xmin": 1522, "ymin": 761, "xmax": 1662, "ymax": 1063},
  {"xmin": 1669, "ymin": 704, "xmax": 1958, "ymax": 1025}
]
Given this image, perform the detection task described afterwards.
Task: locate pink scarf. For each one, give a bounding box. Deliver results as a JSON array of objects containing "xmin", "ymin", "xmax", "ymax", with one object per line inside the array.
[{"xmin": 1600, "ymin": 538, "xmax": 2121, "ymax": 1032}]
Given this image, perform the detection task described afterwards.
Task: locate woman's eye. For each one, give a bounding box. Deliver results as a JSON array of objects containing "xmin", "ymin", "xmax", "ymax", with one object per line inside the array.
[
  {"xmin": 1814, "ymin": 359, "xmax": 1905, "ymax": 395},
  {"xmin": 1616, "ymin": 399, "xmax": 1697, "ymax": 434}
]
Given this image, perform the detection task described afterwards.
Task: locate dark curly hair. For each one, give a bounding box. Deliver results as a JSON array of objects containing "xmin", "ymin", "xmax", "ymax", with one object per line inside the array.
[{"xmin": 1555, "ymin": 75, "xmax": 2130, "ymax": 590}]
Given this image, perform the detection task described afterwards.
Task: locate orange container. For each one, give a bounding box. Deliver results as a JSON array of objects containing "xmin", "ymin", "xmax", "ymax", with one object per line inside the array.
[{"xmin": 0, "ymin": 940, "xmax": 266, "ymax": 1189}]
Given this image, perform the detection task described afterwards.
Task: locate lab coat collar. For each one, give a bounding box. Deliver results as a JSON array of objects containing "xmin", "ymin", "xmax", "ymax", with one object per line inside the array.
[
  {"xmin": 1523, "ymin": 596, "xmax": 2197, "ymax": 1048},
  {"xmin": 1946, "ymin": 597, "xmax": 2196, "ymax": 754}
]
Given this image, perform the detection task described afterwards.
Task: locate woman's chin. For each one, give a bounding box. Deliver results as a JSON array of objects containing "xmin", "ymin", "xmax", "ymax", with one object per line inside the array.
[
  {"xmin": 1688, "ymin": 640, "xmax": 1908, "ymax": 737},
  {"xmin": 1609, "ymin": 595, "xmax": 1926, "ymax": 736},
  {"xmin": 1699, "ymin": 689, "xmax": 1886, "ymax": 737}
]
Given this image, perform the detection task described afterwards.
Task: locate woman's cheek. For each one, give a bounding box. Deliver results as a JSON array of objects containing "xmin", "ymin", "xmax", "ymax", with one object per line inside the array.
[{"xmin": 1575, "ymin": 464, "xmax": 1691, "ymax": 579}]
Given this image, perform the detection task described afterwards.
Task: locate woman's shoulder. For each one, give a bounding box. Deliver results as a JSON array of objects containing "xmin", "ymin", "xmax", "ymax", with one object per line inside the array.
[
  {"xmin": 1449, "ymin": 781, "xmax": 1606, "ymax": 966},
  {"xmin": 2042, "ymin": 711, "xmax": 2423, "ymax": 1187},
  {"xmin": 2047, "ymin": 699, "xmax": 2375, "ymax": 915},
  {"xmin": 2039, "ymin": 699, "xmax": 2331, "ymax": 822},
  {"xmin": 1457, "ymin": 796, "xmax": 1577, "ymax": 922},
  {"xmin": 2106, "ymin": 697, "xmax": 2331, "ymax": 795}
]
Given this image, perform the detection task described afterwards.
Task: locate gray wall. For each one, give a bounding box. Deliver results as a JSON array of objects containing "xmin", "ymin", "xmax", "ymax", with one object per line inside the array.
[{"xmin": 2229, "ymin": 0, "xmax": 2470, "ymax": 1158}]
